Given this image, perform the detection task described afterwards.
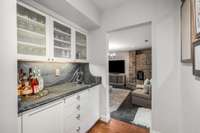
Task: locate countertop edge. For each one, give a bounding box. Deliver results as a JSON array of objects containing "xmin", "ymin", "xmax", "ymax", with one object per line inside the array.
[{"xmin": 18, "ymin": 83, "xmax": 101, "ymax": 114}]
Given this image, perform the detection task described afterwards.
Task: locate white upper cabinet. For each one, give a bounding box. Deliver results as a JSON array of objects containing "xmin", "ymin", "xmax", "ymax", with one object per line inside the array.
[
  {"xmin": 17, "ymin": 3, "xmax": 49, "ymax": 61},
  {"xmin": 75, "ymin": 31, "xmax": 87, "ymax": 60},
  {"xmin": 17, "ymin": 2, "xmax": 88, "ymax": 63},
  {"xmin": 53, "ymin": 20, "xmax": 72, "ymax": 59}
]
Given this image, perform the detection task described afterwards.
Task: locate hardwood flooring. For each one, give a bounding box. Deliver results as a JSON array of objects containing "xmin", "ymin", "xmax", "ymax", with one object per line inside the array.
[{"xmin": 88, "ymin": 119, "xmax": 150, "ymax": 133}]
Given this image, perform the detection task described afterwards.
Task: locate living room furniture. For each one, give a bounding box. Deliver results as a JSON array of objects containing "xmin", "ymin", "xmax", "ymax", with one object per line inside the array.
[
  {"xmin": 132, "ymin": 84, "xmax": 151, "ymax": 108},
  {"xmin": 109, "ymin": 73, "xmax": 126, "ymax": 88}
]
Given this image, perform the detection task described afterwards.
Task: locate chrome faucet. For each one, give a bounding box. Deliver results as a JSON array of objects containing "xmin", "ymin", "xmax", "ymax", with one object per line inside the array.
[{"xmin": 70, "ymin": 68, "xmax": 83, "ymax": 84}]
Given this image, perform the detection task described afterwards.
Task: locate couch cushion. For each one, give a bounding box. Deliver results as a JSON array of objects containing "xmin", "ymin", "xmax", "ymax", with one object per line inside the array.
[{"xmin": 132, "ymin": 89, "xmax": 150, "ymax": 99}]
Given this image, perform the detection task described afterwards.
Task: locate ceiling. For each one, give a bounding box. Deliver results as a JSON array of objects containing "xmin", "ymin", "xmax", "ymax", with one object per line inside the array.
[
  {"xmin": 91, "ymin": 0, "xmax": 131, "ymax": 12},
  {"xmin": 25, "ymin": 0, "xmax": 100, "ymax": 30},
  {"xmin": 109, "ymin": 22, "xmax": 152, "ymax": 52}
]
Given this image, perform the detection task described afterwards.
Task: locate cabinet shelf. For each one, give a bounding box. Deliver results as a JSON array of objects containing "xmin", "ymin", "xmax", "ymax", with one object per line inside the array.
[
  {"xmin": 54, "ymin": 46, "xmax": 71, "ymax": 51},
  {"xmin": 17, "ymin": 14, "xmax": 45, "ymax": 27},
  {"xmin": 54, "ymin": 28, "xmax": 71, "ymax": 36},
  {"xmin": 18, "ymin": 28, "xmax": 45, "ymax": 37},
  {"xmin": 54, "ymin": 38, "xmax": 71, "ymax": 44},
  {"xmin": 76, "ymin": 42, "xmax": 86, "ymax": 47},
  {"xmin": 18, "ymin": 41, "xmax": 46, "ymax": 48}
]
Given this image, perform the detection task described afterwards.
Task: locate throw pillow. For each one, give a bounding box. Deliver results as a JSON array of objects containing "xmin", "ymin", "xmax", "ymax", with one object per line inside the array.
[{"xmin": 144, "ymin": 84, "xmax": 150, "ymax": 94}]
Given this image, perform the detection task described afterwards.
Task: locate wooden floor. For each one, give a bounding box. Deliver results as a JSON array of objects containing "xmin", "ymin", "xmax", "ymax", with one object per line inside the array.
[{"xmin": 88, "ymin": 119, "xmax": 150, "ymax": 133}]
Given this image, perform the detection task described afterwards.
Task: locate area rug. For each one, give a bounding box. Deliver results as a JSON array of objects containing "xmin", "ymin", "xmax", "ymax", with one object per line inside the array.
[
  {"xmin": 110, "ymin": 88, "xmax": 130, "ymax": 112},
  {"xmin": 111, "ymin": 92, "xmax": 139, "ymax": 123},
  {"xmin": 132, "ymin": 107, "xmax": 151, "ymax": 128}
]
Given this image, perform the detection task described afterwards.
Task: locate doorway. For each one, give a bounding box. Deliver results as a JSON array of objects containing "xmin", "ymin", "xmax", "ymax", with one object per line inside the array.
[{"xmin": 108, "ymin": 22, "xmax": 152, "ymax": 129}]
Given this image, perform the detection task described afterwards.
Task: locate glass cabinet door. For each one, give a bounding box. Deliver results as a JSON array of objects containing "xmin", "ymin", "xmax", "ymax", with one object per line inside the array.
[
  {"xmin": 53, "ymin": 21, "xmax": 71, "ymax": 58},
  {"xmin": 75, "ymin": 31, "xmax": 87, "ymax": 60},
  {"xmin": 17, "ymin": 4, "xmax": 46, "ymax": 56}
]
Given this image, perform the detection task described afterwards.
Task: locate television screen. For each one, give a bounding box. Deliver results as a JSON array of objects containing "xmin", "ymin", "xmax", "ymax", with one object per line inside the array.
[{"xmin": 109, "ymin": 60, "xmax": 125, "ymax": 73}]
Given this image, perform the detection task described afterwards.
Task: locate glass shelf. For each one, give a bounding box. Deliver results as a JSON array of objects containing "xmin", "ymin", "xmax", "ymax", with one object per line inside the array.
[
  {"xmin": 75, "ymin": 31, "xmax": 87, "ymax": 59},
  {"xmin": 54, "ymin": 28, "xmax": 71, "ymax": 37},
  {"xmin": 54, "ymin": 48, "xmax": 71, "ymax": 58},
  {"xmin": 53, "ymin": 21, "xmax": 72, "ymax": 59},
  {"xmin": 17, "ymin": 14, "xmax": 45, "ymax": 27},
  {"xmin": 17, "ymin": 4, "xmax": 45, "ymax": 25},
  {"xmin": 17, "ymin": 16, "xmax": 45, "ymax": 35},
  {"xmin": 54, "ymin": 38, "xmax": 71, "ymax": 44},
  {"xmin": 18, "ymin": 42, "xmax": 46, "ymax": 56}
]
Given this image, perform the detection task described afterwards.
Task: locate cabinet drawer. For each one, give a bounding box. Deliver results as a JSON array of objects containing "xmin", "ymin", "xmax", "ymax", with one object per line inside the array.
[
  {"xmin": 63, "ymin": 113, "xmax": 80, "ymax": 132},
  {"xmin": 80, "ymin": 90, "xmax": 89, "ymax": 102},
  {"xmin": 64, "ymin": 94, "xmax": 80, "ymax": 106},
  {"xmin": 66, "ymin": 126, "xmax": 81, "ymax": 133},
  {"xmin": 63, "ymin": 103, "xmax": 80, "ymax": 117}
]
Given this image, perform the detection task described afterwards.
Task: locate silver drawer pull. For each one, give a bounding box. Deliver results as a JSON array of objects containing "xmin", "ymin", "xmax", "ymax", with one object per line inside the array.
[
  {"xmin": 76, "ymin": 105, "xmax": 80, "ymax": 110},
  {"xmin": 76, "ymin": 114, "xmax": 80, "ymax": 120},
  {"xmin": 76, "ymin": 126, "xmax": 80, "ymax": 132},
  {"xmin": 76, "ymin": 95, "xmax": 80, "ymax": 100}
]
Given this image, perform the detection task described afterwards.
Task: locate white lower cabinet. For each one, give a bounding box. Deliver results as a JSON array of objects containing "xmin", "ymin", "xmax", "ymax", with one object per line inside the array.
[
  {"xmin": 18, "ymin": 116, "xmax": 22, "ymax": 133},
  {"xmin": 22, "ymin": 100, "xmax": 64, "ymax": 133},
  {"xmin": 80, "ymin": 86, "xmax": 100, "ymax": 133},
  {"xmin": 63, "ymin": 86, "xmax": 100, "ymax": 133},
  {"xmin": 20, "ymin": 86, "xmax": 100, "ymax": 133}
]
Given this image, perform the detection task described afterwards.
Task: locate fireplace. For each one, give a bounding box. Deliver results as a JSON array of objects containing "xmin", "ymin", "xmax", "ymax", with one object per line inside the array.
[{"xmin": 137, "ymin": 71, "xmax": 144, "ymax": 80}]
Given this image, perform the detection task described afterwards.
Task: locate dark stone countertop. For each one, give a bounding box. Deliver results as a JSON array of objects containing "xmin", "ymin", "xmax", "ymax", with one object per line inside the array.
[{"xmin": 18, "ymin": 82, "xmax": 101, "ymax": 114}]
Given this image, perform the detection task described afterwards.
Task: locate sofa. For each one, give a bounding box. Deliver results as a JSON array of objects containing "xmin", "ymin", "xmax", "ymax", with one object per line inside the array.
[{"xmin": 132, "ymin": 80, "xmax": 152, "ymax": 108}]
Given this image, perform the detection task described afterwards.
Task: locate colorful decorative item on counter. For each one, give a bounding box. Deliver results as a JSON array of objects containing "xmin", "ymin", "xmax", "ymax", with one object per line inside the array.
[{"xmin": 18, "ymin": 67, "xmax": 44, "ymax": 96}]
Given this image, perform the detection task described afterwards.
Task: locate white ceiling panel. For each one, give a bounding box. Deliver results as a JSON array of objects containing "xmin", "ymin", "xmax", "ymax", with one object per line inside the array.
[
  {"xmin": 109, "ymin": 23, "xmax": 152, "ymax": 51},
  {"xmin": 91, "ymin": 0, "xmax": 132, "ymax": 12}
]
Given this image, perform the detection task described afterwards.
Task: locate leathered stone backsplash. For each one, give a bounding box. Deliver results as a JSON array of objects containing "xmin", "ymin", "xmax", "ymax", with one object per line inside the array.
[{"xmin": 18, "ymin": 61, "xmax": 100, "ymax": 87}]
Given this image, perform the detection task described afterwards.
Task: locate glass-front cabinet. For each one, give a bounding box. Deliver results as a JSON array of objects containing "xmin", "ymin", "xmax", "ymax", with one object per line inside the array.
[
  {"xmin": 53, "ymin": 21, "xmax": 71, "ymax": 59},
  {"xmin": 17, "ymin": 4, "xmax": 47, "ymax": 58},
  {"xmin": 75, "ymin": 31, "xmax": 87, "ymax": 60},
  {"xmin": 17, "ymin": 2, "xmax": 88, "ymax": 62}
]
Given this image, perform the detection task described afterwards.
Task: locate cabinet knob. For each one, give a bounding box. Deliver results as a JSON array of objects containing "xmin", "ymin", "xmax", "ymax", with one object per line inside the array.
[
  {"xmin": 76, "ymin": 105, "xmax": 80, "ymax": 110},
  {"xmin": 76, "ymin": 95, "xmax": 80, "ymax": 100},
  {"xmin": 76, "ymin": 126, "xmax": 80, "ymax": 132},
  {"xmin": 76, "ymin": 114, "xmax": 80, "ymax": 120}
]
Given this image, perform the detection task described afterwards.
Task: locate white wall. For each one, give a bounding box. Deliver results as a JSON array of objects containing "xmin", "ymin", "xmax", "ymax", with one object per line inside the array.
[
  {"xmin": 92, "ymin": 0, "xmax": 182, "ymax": 133},
  {"xmin": 108, "ymin": 23, "xmax": 152, "ymax": 51},
  {"xmin": 181, "ymin": 64, "xmax": 200, "ymax": 133},
  {"xmin": 65, "ymin": 0, "xmax": 101, "ymax": 25},
  {"xmin": 0, "ymin": 0, "xmax": 18, "ymax": 133},
  {"xmin": 151, "ymin": 1, "xmax": 181, "ymax": 132},
  {"xmin": 102, "ymin": 0, "xmax": 154, "ymax": 32},
  {"xmin": 88, "ymin": 28, "xmax": 110, "ymax": 122}
]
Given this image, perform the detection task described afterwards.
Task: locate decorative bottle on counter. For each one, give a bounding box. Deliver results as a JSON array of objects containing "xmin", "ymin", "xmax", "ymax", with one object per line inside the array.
[
  {"xmin": 31, "ymin": 68, "xmax": 39, "ymax": 94},
  {"xmin": 28, "ymin": 68, "xmax": 33, "ymax": 85},
  {"xmin": 31, "ymin": 75, "xmax": 39, "ymax": 94},
  {"xmin": 37, "ymin": 69, "xmax": 44, "ymax": 91}
]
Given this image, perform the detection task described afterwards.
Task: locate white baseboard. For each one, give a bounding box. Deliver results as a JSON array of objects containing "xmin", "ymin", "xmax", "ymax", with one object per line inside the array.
[
  {"xmin": 151, "ymin": 130, "xmax": 161, "ymax": 133},
  {"xmin": 100, "ymin": 114, "xmax": 111, "ymax": 123}
]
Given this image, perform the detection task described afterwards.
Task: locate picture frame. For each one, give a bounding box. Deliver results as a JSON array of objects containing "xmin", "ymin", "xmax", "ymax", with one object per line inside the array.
[
  {"xmin": 194, "ymin": 0, "xmax": 200, "ymax": 38},
  {"xmin": 193, "ymin": 41, "xmax": 200, "ymax": 77},
  {"xmin": 181, "ymin": 0, "xmax": 193, "ymax": 63}
]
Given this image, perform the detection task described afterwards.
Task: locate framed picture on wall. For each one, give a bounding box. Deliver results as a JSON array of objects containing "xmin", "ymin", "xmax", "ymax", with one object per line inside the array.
[
  {"xmin": 181, "ymin": 0, "xmax": 193, "ymax": 63},
  {"xmin": 194, "ymin": 0, "xmax": 200, "ymax": 38},
  {"xmin": 193, "ymin": 41, "xmax": 200, "ymax": 76}
]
